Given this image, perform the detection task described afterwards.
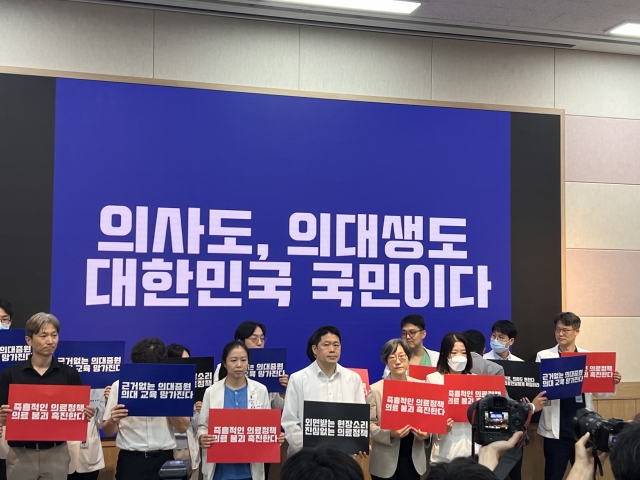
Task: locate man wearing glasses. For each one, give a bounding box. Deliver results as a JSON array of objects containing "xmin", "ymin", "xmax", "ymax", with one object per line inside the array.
[
  {"xmin": 0, "ymin": 299, "xmax": 12, "ymax": 330},
  {"xmin": 281, "ymin": 325, "xmax": 365, "ymax": 457},
  {"xmin": 535, "ymin": 312, "xmax": 622, "ymax": 480},
  {"xmin": 384, "ymin": 314, "xmax": 439, "ymax": 378}
]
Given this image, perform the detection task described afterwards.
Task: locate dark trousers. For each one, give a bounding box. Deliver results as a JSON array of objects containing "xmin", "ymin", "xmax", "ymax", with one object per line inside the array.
[
  {"xmin": 508, "ymin": 449, "xmax": 523, "ymax": 480},
  {"xmin": 371, "ymin": 454, "xmax": 420, "ymax": 480},
  {"xmin": 0, "ymin": 459, "xmax": 6, "ymax": 480},
  {"xmin": 116, "ymin": 449, "xmax": 174, "ymax": 480},
  {"xmin": 68, "ymin": 471, "xmax": 100, "ymax": 480},
  {"xmin": 264, "ymin": 463, "xmax": 271, "ymax": 480},
  {"xmin": 543, "ymin": 437, "xmax": 575, "ymax": 480}
]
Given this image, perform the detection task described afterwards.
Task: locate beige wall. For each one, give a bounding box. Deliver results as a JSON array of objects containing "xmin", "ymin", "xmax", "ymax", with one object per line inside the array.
[{"xmin": 2, "ymin": 0, "xmax": 639, "ymax": 380}]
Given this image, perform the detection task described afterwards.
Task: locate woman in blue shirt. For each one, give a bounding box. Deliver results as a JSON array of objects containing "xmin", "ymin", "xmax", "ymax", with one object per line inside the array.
[{"xmin": 197, "ymin": 341, "xmax": 284, "ymax": 480}]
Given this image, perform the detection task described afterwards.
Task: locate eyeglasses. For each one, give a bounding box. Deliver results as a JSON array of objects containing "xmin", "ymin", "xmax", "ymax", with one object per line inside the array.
[
  {"xmin": 400, "ymin": 329, "xmax": 424, "ymax": 338},
  {"xmin": 319, "ymin": 342, "xmax": 341, "ymax": 349},
  {"xmin": 491, "ymin": 334, "xmax": 509, "ymax": 342},
  {"xmin": 0, "ymin": 316, "xmax": 11, "ymax": 324},
  {"xmin": 555, "ymin": 327, "xmax": 575, "ymax": 335},
  {"xmin": 247, "ymin": 335, "xmax": 266, "ymax": 343},
  {"xmin": 388, "ymin": 355, "xmax": 408, "ymax": 363}
]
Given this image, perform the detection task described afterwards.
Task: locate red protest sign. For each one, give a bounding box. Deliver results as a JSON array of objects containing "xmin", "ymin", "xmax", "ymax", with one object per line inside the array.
[
  {"xmin": 562, "ymin": 352, "xmax": 616, "ymax": 393},
  {"xmin": 348, "ymin": 368, "xmax": 371, "ymax": 399},
  {"xmin": 380, "ymin": 380, "xmax": 448, "ymax": 434},
  {"xmin": 444, "ymin": 375, "xmax": 506, "ymax": 422},
  {"xmin": 207, "ymin": 409, "xmax": 281, "ymax": 464},
  {"xmin": 6, "ymin": 384, "xmax": 90, "ymax": 441},
  {"xmin": 407, "ymin": 365, "xmax": 437, "ymax": 381}
]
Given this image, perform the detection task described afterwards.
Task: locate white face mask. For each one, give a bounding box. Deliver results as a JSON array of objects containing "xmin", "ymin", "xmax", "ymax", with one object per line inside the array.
[
  {"xmin": 0, "ymin": 323, "xmax": 10, "ymax": 330},
  {"xmin": 448, "ymin": 355, "xmax": 467, "ymax": 372},
  {"xmin": 490, "ymin": 338, "xmax": 509, "ymax": 354}
]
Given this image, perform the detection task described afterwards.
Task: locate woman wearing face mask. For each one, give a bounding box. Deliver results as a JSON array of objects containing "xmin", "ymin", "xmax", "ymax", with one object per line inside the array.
[
  {"xmin": 369, "ymin": 339, "xmax": 431, "ymax": 480},
  {"xmin": 426, "ymin": 332, "xmax": 474, "ymax": 464},
  {"xmin": 197, "ymin": 341, "xmax": 285, "ymax": 480}
]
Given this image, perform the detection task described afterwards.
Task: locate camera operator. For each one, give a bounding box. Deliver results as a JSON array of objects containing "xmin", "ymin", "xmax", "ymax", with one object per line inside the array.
[{"xmin": 536, "ymin": 312, "xmax": 622, "ymax": 480}]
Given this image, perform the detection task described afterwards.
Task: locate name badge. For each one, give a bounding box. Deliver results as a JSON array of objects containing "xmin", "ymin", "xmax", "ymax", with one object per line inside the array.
[
  {"xmin": 80, "ymin": 441, "xmax": 89, "ymax": 450},
  {"xmin": 249, "ymin": 398, "xmax": 257, "ymax": 409},
  {"xmin": 575, "ymin": 395, "xmax": 583, "ymax": 404}
]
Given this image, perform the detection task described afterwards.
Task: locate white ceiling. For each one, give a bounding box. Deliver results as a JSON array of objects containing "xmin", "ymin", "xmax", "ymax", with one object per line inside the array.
[{"xmin": 96, "ymin": 0, "xmax": 640, "ymax": 54}]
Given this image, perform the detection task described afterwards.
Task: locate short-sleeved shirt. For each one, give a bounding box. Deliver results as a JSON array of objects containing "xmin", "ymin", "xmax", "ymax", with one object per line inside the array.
[{"xmin": 0, "ymin": 355, "xmax": 82, "ymax": 447}]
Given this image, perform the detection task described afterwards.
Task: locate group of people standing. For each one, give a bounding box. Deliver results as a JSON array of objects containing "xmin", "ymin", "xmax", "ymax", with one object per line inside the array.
[{"xmin": 0, "ymin": 297, "xmax": 624, "ymax": 480}]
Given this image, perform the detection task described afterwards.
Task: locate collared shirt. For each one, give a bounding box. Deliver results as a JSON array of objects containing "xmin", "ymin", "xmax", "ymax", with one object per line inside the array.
[
  {"xmin": 311, "ymin": 361, "xmax": 343, "ymax": 402},
  {"xmin": 483, "ymin": 350, "xmax": 524, "ymax": 362},
  {"xmin": 0, "ymin": 355, "xmax": 82, "ymax": 406},
  {"xmin": 103, "ymin": 380, "xmax": 176, "ymax": 451}
]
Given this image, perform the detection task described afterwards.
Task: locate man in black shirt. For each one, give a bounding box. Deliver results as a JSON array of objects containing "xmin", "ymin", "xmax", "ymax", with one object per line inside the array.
[{"xmin": 0, "ymin": 313, "xmax": 94, "ymax": 480}]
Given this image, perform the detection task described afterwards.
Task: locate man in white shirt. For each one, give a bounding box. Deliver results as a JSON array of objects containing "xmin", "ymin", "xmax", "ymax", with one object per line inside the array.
[
  {"xmin": 281, "ymin": 326, "xmax": 365, "ymax": 457},
  {"xmin": 102, "ymin": 338, "xmax": 190, "ymax": 480},
  {"xmin": 484, "ymin": 320, "xmax": 524, "ymax": 362},
  {"xmin": 535, "ymin": 312, "xmax": 622, "ymax": 480}
]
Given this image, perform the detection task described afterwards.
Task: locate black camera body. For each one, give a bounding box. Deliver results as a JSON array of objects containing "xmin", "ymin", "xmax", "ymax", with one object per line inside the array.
[
  {"xmin": 467, "ymin": 394, "xmax": 531, "ymax": 446},
  {"xmin": 573, "ymin": 408, "xmax": 628, "ymax": 452}
]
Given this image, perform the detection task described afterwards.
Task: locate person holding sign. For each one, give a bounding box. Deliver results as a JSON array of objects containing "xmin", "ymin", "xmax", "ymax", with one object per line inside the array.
[
  {"xmin": 536, "ymin": 312, "xmax": 622, "ymax": 480},
  {"xmin": 0, "ymin": 313, "xmax": 95, "ymax": 480},
  {"xmin": 384, "ymin": 315, "xmax": 439, "ymax": 379},
  {"xmin": 282, "ymin": 326, "xmax": 366, "ymax": 457},
  {"xmin": 369, "ymin": 339, "xmax": 430, "ymax": 480},
  {"xmin": 197, "ymin": 341, "xmax": 285, "ymax": 480},
  {"xmin": 102, "ymin": 338, "xmax": 191, "ymax": 480},
  {"xmin": 426, "ymin": 332, "xmax": 473, "ymax": 464}
]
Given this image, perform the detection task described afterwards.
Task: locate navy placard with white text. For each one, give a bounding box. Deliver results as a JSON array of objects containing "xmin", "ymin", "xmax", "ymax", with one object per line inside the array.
[
  {"xmin": 540, "ymin": 356, "xmax": 586, "ymax": 400},
  {"xmin": 56, "ymin": 341, "xmax": 125, "ymax": 389},
  {"xmin": 0, "ymin": 330, "xmax": 31, "ymax": 371},
  {"xmin": 118, "ymin": 363, "xmax": 196, "ymax": 416},
  {"xmin": 248, "ymin": 348, "xmax": 287, "ymax": 393}
]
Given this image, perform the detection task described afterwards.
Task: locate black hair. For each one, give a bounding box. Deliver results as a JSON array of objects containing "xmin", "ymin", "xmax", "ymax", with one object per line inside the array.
[
  {"xmin": 553, "ymin": 312, "xmax": 581, "ymax": 329},
  {"xmin": 218, "ymin": 340, "xmax": 251, "ymax": 381},
  {"xmin": 167, "ymin": 343, "xmax": 191, "ymax": 358},
  {"xmin": 381, "ymin": 339, "xmax": 412, "ymax": 363},
  {"xmin": 130, "ymin": 337, "xmax": 167, "ymax": 364},
  {"xmin": 491, "ymin": 320, "xmax": 518, "ymax": 339},
  {"xmin": 462, "ymin": 329, "xmax": 486, "ymax": 356},
  {"xmin": 610, "ymin": 421, "xmax": 640, "ymax": 480},
  {"xmin": 0, "ymin": 299, "xmax": 13, "ymax": 319},
  {"xmin": 280, "ymin": 445, "xmax": 364, "ymax": 480},
  {"xmin": 234, "ymin": 321, "xmax": 267, "ymax": 341},
  {"xmin": 310, "ymin": 326, "xmax": 342, "ymax": 349},
  {"xmin": 435, "ymin": 332, "xmax": 473, "ymax": 375},
  {"xmin": 306, "ymin": 333, "xmax": 316, "ymax": 363},
  {"xmin": 426, "ymin": 457, "xmax": 498, "ymax": 480},
  {"xmin": 400, "ymin": 313, "xmax": 425, "ymax": 331}
]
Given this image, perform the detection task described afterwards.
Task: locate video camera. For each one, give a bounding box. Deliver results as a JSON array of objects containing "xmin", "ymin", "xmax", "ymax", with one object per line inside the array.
[
  {"xmin": 573, "ymin": 408, "xmax": 628, "ymax": 452},
  {"xmin": 467, "ymin": 394, "xmax": 531, "ymax": 446}
]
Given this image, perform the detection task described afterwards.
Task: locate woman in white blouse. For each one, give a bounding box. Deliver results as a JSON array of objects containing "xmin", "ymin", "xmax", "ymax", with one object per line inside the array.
[
  {"xmin": 197, "ymin": 341, "xmax": 284, "ymax": 480},
  {"xmin": 426, "ymin": 332, "xmax": 475, "ymax": 464}
]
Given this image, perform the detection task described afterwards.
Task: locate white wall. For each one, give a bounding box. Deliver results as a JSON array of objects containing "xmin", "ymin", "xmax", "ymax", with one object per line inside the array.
[{"xmin": 2, "ymin": 0, "xmax": 639, "ymax": 380}]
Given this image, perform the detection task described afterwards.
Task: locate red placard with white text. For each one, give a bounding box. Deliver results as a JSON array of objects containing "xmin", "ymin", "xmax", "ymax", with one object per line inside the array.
[
  {"xmin": 380, "ymin": 380, "xmax": 448, "ymax": 434},
  {"xmin": 562, "ymin": 352, "xmax": 616, "ymax": 393},
  {"xmin": 207, "ymin": 409, "xmax": 281, "ymax": 463},
  {"xmin": 6, "ymin": 384, "xmax": 90, "ymax": 441},
  {"xmin": 407, "ymin": 365, "xmax": 437, "ymax": 381},
  {"xmin": 348, "ymin": 368, "xmax": 371, "ymax": 399},
  {"xmin": 445, "ymin": 375, "xmax": 506, "ymax": 422}
]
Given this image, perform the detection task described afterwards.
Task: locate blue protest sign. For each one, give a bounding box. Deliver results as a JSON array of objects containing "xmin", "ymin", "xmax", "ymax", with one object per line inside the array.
[
  {"xmin": 540, "ymin": 356, "xmax": 586, "ymax": 400},
  {"xmin": 248, "ymin": 348, "xmax": 287, "ymax": 393},
  {"xmin": 118, "ymin": 363, "xmax": 196, "ymax": 416},
  {"xmin": 0, "ymin": 330, "xmax": 31, "ymax": 371},
  {"xmin": 56, "ymin": 341, "xmax": 125, "ymax": 389}
]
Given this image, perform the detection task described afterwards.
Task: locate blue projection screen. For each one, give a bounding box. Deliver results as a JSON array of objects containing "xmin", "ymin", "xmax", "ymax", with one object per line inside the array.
[{"xmin": 48, "ymin": 78, "xmax": 515, "ymax": 377}]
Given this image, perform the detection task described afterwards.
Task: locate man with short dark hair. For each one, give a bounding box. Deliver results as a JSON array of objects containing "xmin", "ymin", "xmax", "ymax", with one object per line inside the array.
[
  {"xmin": 461, "ymin": 329, "xmax": 504, "ymax": 376},
  {"xmin": 536, "ymin": 312, "xmax": 622, "ymax": 480},
  {"xmin": 281, "ymin": 444, "xmax": 364, "ymax": 480},
  {"xmin": 484, "ymin": 320, "xmax": 523, "ymax": 362},
  {"xmin": 282, "ymin": 326, "xmax": 365, "ymax": 457},
  {"xmin": 610, "ymin": 421, "xmax": 640, "ymax": 480},
  {"xmin": 0, "ymin": 313, "xmax": 94, "ymax": 480},
  {"xmin": 102, "ymin": 337, "xmax": 190, "ymax": 480},
  {"xmin": 384, "ymin": 314, "xmax": 439, "ymax": 378}
]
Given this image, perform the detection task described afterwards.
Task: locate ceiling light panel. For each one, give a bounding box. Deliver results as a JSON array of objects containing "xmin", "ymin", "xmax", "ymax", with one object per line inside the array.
[{"xmin": 273, "ymin": 0, "xmax": 420, "ymax": 14}]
